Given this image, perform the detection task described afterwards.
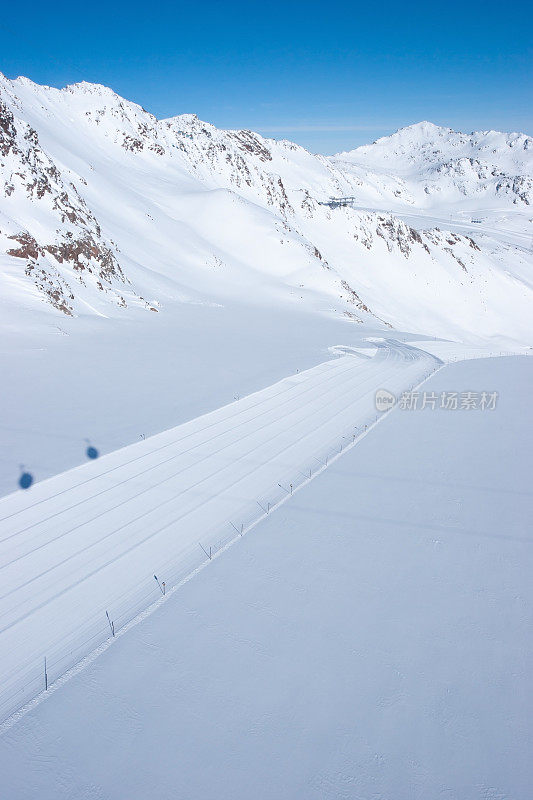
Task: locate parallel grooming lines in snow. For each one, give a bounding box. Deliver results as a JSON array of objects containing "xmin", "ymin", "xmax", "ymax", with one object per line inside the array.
[{"xmin": 0, "ymin": 340, "xmax": 438, "ymax": 721}]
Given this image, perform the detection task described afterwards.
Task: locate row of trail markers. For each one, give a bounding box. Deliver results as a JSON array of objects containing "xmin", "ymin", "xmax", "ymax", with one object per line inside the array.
[
  {"xmin": 103, "ymin": 575, "xmax": 166, "ymax": 648},
  {"xmin": 277, "ymin": 482, "xmax": 293, "ymax": 495},
  {"xmin": 37, "ymin": 424, "xmax": 378, "ymax": 695}
]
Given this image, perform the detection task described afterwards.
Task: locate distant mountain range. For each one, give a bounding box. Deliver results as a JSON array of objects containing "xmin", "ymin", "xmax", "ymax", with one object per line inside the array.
[
  {"xmin": 335, "ymin": 120, "xmax": 532, "ymax": 207},
  {"xmin": 1, "ymin": 74, "xmax": 532, "ymax": 343}
]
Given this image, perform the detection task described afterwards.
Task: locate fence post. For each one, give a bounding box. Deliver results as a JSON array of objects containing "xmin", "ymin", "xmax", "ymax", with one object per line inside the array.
[
  {"xmin": 106, "ymin": 610, "xmax": 115, "ymax": 637},
  {"xmin": 199, "ymin": 543, "xmax": 212, "ymax": 560},
  {"xmin": 44, "ymin": 657, "xmax": 48, "ymax": 691}
]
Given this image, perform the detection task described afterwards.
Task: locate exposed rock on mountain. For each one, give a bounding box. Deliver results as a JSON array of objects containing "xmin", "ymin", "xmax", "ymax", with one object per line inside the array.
[
  {"xmin": 0, "ymin": 94, "xmax": 141, "ymax": 315},
  {"xmin": 0, "ymin": 75, "xmax": 531, "ymax": 343}
]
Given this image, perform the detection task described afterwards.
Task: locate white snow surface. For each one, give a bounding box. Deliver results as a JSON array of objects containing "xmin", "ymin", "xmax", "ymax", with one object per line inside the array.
[
  {"xmin": 0, "ymin": 355, "xmax": 531, "ymax": 799},
  {"xmin": 0, "ymin": 73, "xmax": 531, "ymax": 796},
  {"xmin": 0, "ymin": 339, "xmax": 438, "ymax": 722},
  {"xmin": 1, "ymin": 72, "xmax": 532, "ymax": 500}
]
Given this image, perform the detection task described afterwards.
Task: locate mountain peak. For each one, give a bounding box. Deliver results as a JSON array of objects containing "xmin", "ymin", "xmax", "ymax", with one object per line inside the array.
[
  {"xmin": 393, "ymin": 120, "xmax": 453, "ymax": 137},
  {"xmin": 333, "ymin": 121, "xmax": 455, "ymax": 160},
  {"xmin": 63, "ymin": 81, "xmax": 120, "ymax": 99}
]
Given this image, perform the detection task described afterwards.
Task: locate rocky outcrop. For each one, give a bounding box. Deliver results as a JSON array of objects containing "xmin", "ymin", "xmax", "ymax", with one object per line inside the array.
[
  {"xmin": 1, "ymin": 75, "xmax": 531, "ymax": 340},
  {"xmin": 0, "ymin": 95, "xmax": 142, "ymax": 315}
]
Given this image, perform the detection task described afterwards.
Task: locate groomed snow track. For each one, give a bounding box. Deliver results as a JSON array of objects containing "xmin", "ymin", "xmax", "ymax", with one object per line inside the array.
[{"xmin": 0, "ymin": 340, "xmax": 439, "ymax": 722}]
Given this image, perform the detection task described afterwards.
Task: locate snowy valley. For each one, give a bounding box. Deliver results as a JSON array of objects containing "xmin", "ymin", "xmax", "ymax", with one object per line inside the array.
[
  {"xmin": 1, "ymin": 74, "xmax": 532, "ymax": 495},
  {"xmin": 0, "ymin": 72, "xmax": 532, "ymax": 800}
]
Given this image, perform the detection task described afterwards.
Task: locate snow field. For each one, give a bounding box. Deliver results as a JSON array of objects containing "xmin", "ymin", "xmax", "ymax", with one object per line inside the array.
[
  {"xmin": 0, "ymin": 340, "xmax": 438, "ymax": 722},
  {"xmin": 1, "ymin": 355, "xmax": 530, "ymax": 800}
]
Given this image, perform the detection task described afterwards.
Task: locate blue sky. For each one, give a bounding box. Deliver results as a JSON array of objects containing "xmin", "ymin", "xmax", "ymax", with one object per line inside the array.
[{"xmin": 1, "ymin": 0, "xmax": 531, "ymax": 153}]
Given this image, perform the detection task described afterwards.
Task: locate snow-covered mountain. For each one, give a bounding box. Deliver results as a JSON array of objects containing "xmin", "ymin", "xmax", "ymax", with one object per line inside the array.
[
  {"xmin": 1, "ymin": 74, "xmax": 532, "ymax": 343},
  {"xmin": 334, "ymin": 120, "xmax": 533, "ymax": 208}
]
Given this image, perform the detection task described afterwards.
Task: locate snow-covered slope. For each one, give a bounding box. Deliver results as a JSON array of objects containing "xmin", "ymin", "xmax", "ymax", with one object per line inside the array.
[
  {"xmin": 1, "ymin": 355, "xmax": 531, "ymax": 799},
  {"xmin": 0, "ymin": 339, "xmax": 438, "ymax": 722},
  {"xmin": 1, "ymin": 75, "xmax": 531, "ymax": 794},
  {"xmin": 1, "ymin": 75, "xmax": 532, "ymax": 343}
]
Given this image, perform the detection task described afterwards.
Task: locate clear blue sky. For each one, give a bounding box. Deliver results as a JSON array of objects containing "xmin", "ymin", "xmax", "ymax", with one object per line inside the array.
[{"xmin": 1, "ymin": 0, "xmax": 531, "ymax": 153}]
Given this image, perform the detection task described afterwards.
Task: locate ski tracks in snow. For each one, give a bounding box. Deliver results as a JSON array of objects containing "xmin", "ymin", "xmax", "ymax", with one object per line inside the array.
[{"xmin": 0, "ymin": 339, "xmax": 439, "ymax": 722}]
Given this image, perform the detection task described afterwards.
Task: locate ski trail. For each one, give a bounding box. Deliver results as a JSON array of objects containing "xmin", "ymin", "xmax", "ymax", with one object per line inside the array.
[{"xmin": 0, "ymin": 339, "xmax": 439, "ymax": 722}]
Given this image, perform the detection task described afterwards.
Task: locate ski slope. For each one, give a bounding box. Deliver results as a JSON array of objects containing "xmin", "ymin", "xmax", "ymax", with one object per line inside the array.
[
  {"xmin": 0, "ymin": 339, "xmax": 438, "ymax": 722},
  {"xmin": 1, "ymin": 354, "xmax": 530, "ymax": 800}
]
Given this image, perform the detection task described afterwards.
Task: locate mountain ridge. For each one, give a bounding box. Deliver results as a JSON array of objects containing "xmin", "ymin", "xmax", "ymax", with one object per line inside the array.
[{"xmin": 0, "ymin": 73, "xmax": 532, "ymax": 343}]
